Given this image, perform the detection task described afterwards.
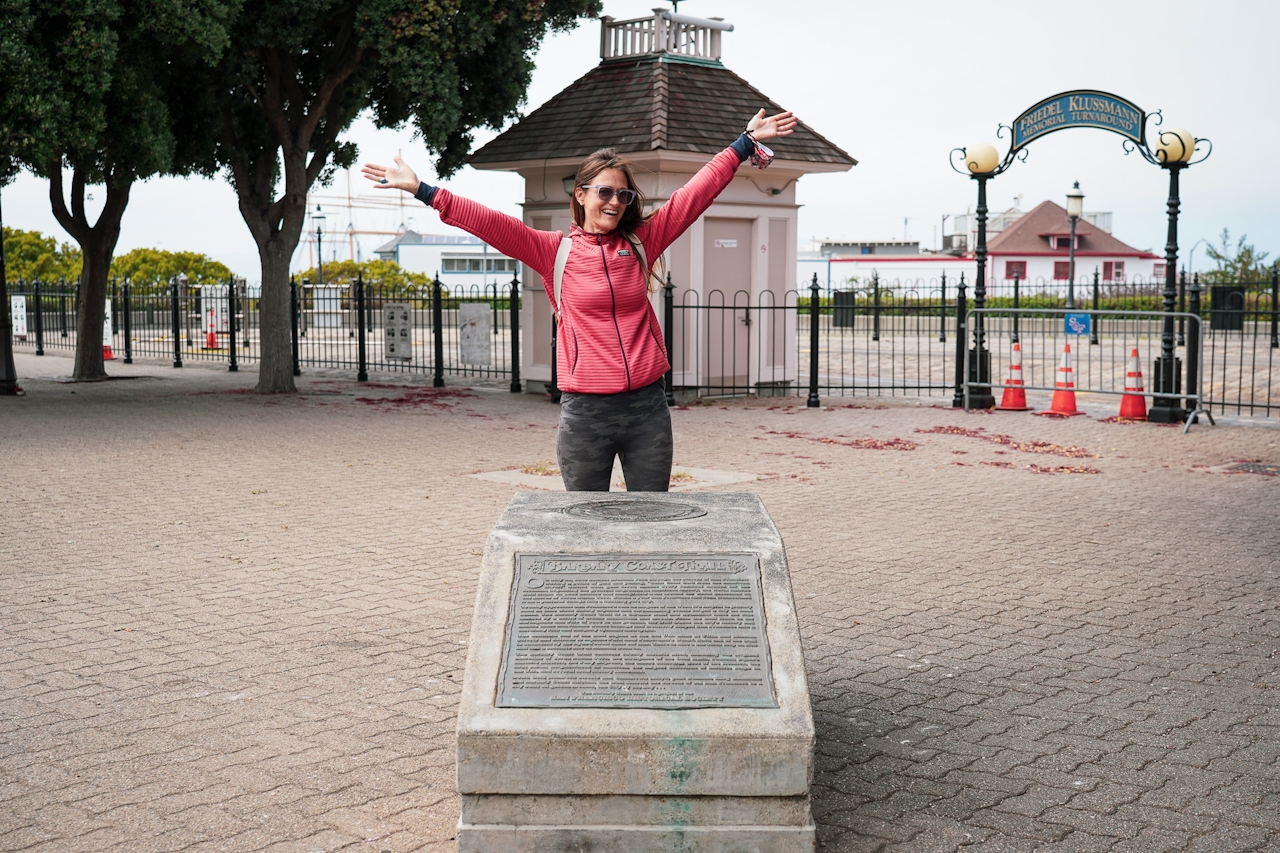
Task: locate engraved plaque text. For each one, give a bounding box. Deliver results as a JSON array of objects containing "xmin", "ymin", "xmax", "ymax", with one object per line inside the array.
[{"xmin": 498, "ymin": 554, "xmax": 776, "ymax": 709}]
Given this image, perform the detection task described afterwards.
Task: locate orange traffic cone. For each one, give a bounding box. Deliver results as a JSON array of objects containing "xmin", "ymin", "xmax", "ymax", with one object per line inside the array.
[
  {"xmin": 204, "ymin": 308, "xmax": 218, "ymax": 349},
  {"xmin": 1118, "ymin": 347, "xmax": 1147, "ymax": 420},
  {"xmin": 997, "ymin": 341, "xmax": 1030, "ymax": 411},
  {"xmin": 1046, "ymin": 343, "xmax": 1083, "ymax": 416}
]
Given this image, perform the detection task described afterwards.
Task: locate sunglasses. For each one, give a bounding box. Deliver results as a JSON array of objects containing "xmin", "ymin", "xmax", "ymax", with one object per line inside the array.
[{"xmin": 579, "ymin": 184, "xmax": 638, "ymax": 205}]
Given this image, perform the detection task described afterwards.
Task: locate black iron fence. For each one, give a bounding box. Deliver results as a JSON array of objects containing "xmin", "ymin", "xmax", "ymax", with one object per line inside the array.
[
  {"xmin": 9, "ymin": 274, "xmax": 522, "ymax": 390},
  {"xmin": 10, "ymin": 269, "xmax": 1278, "ymax": 417},
  {"xmin": 664, "ymin": 270, "xmax": 1278, "ymax": 417}
]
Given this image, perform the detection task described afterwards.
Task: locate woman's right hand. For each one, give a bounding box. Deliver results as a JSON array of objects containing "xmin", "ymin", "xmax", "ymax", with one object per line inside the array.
[{"xmin": 361, "ymin": 156, "xmax": 420, "ymax": 193}]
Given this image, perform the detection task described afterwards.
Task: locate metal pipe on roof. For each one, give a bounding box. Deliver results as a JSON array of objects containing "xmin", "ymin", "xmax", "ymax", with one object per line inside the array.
[{"xmin": 660, "ymin": 10, "xmax": 733, "ymax": 31}]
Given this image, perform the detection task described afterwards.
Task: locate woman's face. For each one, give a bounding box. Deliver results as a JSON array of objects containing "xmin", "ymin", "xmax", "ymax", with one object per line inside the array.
[{"xmin": 575, "ymin": 167, "xmax": 631, "ymax": 234}]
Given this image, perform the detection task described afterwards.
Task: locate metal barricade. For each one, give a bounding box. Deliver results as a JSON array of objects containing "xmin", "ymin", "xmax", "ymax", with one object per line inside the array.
[{"xmin": 964, "ymin": 308, "xmax": 1215, "ymax": 433}]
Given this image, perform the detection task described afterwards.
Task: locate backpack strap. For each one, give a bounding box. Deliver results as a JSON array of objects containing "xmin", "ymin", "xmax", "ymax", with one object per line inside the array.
[
  {"xmin": 624, "ymin": 232, "xmax": 649, "ymax": 284},
  {"xmin": 552, "ymin": 235, "xmax": 572, "ymax": 321}
]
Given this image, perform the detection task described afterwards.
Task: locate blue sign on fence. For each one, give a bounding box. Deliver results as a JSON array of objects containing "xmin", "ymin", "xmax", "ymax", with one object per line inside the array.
[
  {"xmin": 1065, "ymin": 313, "xmax": 1092, "ymax": 336},
  {"xmin": 1012, "ymin": 90, "xmax": 1145, "ymax": 151}
]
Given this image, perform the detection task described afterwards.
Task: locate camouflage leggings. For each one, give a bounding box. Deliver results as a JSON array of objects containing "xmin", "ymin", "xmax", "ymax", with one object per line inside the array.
[{"xmin": 556, "ymin": 380, "xmax": 672, "ymax": 492}]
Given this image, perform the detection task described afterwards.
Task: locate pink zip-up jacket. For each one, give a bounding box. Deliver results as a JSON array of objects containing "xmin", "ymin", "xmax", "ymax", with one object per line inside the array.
[{"xmin": 429, "ymin": 147, "xmax": 744, "ymax": 394}]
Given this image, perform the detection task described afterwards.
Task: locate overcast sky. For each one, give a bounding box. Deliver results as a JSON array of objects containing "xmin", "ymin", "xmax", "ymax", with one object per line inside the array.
[{"xmin": 4, "ymin": 0, "xmax": 1276, "ymax": 279}]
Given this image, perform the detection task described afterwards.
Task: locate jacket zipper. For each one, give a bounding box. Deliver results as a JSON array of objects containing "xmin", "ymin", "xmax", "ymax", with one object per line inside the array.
[{"xmin": 598, "ymin": 235, "xmax": 632, "ymax": 391}]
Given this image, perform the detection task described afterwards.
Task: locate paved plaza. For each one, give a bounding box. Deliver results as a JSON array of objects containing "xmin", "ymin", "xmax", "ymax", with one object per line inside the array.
[{"xmin": 2, "ymin": 351, "xmax": 1278, "ymax": 853}]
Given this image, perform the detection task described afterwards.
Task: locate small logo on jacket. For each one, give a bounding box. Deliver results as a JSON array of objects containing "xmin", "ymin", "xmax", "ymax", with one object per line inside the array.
[{"xmin": 617, "ymin": 249, "xmax": 632, "ymax": 257}]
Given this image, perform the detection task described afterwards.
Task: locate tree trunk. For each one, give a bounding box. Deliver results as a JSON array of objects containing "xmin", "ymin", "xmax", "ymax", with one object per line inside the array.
[
  {"xmin": 72, "ymin": 244, "xmax": 110, "ymax": 380},
  {"xmin": 255, "ymin": 235, "xmax": 297, "ymax": 392},
  {"xmin": 48, "ymin": 165, "xmax": 131, "ymax": 382}
]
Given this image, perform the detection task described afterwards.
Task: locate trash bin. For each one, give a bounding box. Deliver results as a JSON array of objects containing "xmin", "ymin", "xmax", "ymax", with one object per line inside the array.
[
  {"xmin": 833, "ymin": 290, "xmax": 856, "ymax": 328},
  {"xmin": 1210, "ymin": 285, "xmax": 1245, "ymax": 331}
]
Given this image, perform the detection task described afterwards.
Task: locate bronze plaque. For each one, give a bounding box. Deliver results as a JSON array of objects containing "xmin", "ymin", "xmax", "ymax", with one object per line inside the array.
[{"xmin": 498, "ymin": 554, "xmax": 776, "ymax": 709}]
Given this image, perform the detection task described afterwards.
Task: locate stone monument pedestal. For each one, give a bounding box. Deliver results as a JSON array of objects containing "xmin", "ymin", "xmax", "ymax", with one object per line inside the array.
[{"xmin": 456, "ymin": 492, "xmax": 814, "ymax": 852}]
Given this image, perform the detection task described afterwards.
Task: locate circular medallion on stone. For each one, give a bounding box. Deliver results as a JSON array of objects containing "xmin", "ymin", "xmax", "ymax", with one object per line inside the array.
[{"xmin": 564, "ymin": 499, "xmax": 707, "ymax": 522}]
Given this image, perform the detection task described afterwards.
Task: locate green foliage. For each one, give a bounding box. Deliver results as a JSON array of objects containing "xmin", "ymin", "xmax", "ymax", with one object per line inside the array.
[
  {"xmin": 14, "ymin": 0, "xmax": 234, "ymax": 185},
  {"xmin": 109, "ymin": 247, "xmax": 234, "ymax": 289},
  {"xmin": 0, "ymin": 0, "xmax": 47, "ymax": 186},
  {"xmin": 2, "ymin": 227, "xmax": 82, "ymax": 282},
  {"xmin": 295, "ymin": 259, "xmax": 431, "ymax": 295},
  {"xmin": 1204, "ymin": 229, "xmax": 1272, "ymax": 283},
  {"xmin": 206, "ymin": 0, "xmax": 603, "ymax": 217}
]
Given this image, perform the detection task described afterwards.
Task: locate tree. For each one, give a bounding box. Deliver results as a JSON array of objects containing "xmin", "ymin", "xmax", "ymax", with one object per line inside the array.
[
  {"xmin": 0, "ymin": 0, "xmax": 49, "ymax": 394},
  {"xmin": 200, "ymin": 0, "xmax": 600, "ymax": 393},
  {"xmin": 110, "ymin": 247, "xmax": 234, "ymax": 290},
  {"xmin": 12, "ymin": 0, "xmax": 233, "ymax": 380},
  {"xmin": 2, "ymin": 228, "xmax": 83, "ymax": 283},
  {"xmin": 1204, "ymin": 228, "xmax": 1272, "ymax": 283},
  {"xmin": 296, "ymin": 258, "xmax": 431, "ymax": 294}
]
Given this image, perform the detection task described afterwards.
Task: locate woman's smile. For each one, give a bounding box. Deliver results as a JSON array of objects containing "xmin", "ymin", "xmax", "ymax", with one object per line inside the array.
[{"xmin": 577, "ymin": 167, "xmax": 630, "ymax": 234}]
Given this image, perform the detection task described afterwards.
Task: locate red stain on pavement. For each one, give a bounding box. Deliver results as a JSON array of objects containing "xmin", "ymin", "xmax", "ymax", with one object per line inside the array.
[
  {"xmin": 914, "ymin": 425, "xmax": 1094, "ymax": 458},
  {"xmin": 354, "ymin": 386, "xmax": 476, "ymax": 411},
  {"xmin": 764, "ymin": 430, "xmax": 919, "ymax": 451}
]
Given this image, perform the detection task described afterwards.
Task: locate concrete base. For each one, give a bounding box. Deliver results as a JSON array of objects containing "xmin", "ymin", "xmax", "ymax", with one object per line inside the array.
[
  {"xmin": 458, "ymin": 823, "xmax": 814, "ymax": 852},
  {"xmin": 459, "ymin": 793, "xmax": 814, "ymax": 851},
  {"xmin": 456, "ymin": 493, "xmax": 814, "ymax": 852}
]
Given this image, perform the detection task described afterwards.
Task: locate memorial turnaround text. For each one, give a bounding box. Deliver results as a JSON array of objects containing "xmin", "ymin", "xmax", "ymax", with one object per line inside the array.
[
  {"xmin": 1011, "ymin": 90, "xmax": 1146, "ymax": 150},
  {"xmin": 498, "ymin": 553, "xmax": 777, "ymax": 709}
]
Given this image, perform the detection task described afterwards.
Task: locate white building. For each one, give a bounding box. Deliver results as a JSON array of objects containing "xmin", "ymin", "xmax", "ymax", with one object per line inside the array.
[
  {"xmin": 801, "ymin": 200, "xmax": 1164, "ymax": 293},
  {"xmin": 373, "ymin": 231, "xmax": 519, "ymax": 292}
]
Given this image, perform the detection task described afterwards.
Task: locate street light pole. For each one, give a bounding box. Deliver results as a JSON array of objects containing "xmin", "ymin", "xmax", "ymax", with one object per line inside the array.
[
  {"xmin": 1149, "ymin": 161, "xmax": 1185, "ymax": 423},
  {"xmin": 1135, "ymin": 126, "xmax": 1207, "ymax": 424},
  {"xmin": 1065, "ymin": 181, "xmax": 1084, "ymax": 310},
  {"xmin": 950, "ymin": 141, "xmax": 1007, "ymax": 410},
  {"xmin": 314, "ymin": 207, "xmax": 326, "ymax": 289},
  {"xmin": 970, "ymin": 173, "xmax": 995, "ymax": 408}
]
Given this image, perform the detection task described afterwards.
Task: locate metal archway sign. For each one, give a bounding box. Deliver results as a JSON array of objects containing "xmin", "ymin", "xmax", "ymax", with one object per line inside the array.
[{"xmin": 1012, "ymin": 90, "xmax": 1145, "ymax": 151}]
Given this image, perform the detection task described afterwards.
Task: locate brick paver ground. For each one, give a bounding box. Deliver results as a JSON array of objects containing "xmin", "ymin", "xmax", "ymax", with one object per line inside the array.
[{"xmin": 2, "ymin": 352, "xmax": 1278, "ymax": 853}]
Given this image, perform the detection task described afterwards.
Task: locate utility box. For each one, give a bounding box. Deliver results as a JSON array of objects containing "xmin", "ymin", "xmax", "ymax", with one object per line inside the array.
[
  {"xmin": 384, "ymin": 302, "xmax": 413, "ymax": 360},
  {"xmin": 832, "ymin": 290, "xmax": 856, "ymax": 328},
  {"xmin": 1210, "ymin": 285, "xmax": 1245, "ymax": 331}
]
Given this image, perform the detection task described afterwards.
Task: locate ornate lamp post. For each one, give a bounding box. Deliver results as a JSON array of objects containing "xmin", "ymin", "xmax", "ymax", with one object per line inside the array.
[
  {"xmin": 949, "ymin": 141, "xmax": 1014, "ymax": 409},
  {"xmin": 313, "ymin": 206, "xmax": 326, "ymax": 288},
  {"xmin": 1065, "ymin": 181, "xmax": 1084, "ymax": 309},
  {"xmin": 1129, "ymin": 126, "xmax": 1210, "ymax": 423}
]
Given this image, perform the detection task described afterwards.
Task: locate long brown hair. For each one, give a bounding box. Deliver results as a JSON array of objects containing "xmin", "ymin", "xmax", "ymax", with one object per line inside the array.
[{"xmin": 570, "ymin": 148, "xmax": 665, "ymax": 292}]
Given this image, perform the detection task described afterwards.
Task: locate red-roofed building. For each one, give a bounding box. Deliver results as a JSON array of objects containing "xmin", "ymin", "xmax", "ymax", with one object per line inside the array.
[{"xmin": 985, "ymin": 201, "xmax": 1163, "ymax": 285}]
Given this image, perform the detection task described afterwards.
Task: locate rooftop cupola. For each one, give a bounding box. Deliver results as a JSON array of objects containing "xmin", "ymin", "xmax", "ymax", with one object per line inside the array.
[{"xmin": 600, "ymin": 8, "xmax": 733, "ymax": 64}]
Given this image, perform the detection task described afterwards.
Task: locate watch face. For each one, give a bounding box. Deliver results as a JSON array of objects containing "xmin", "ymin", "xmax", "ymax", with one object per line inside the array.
[{"xmin": 749, "ymin": 140, "xmax": 774, "ymax": 170}]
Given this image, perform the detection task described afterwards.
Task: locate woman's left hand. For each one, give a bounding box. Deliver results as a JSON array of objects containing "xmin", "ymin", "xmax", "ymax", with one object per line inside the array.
[{"xmin": 746, "ymin": 109, "xmax": 798, "ymax": 142}]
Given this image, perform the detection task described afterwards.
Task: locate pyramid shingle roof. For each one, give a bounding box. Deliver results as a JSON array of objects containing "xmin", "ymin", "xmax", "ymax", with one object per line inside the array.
[{"xmin": 469, "ymin": 56, "xmax": 856, "ymax": 167}]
